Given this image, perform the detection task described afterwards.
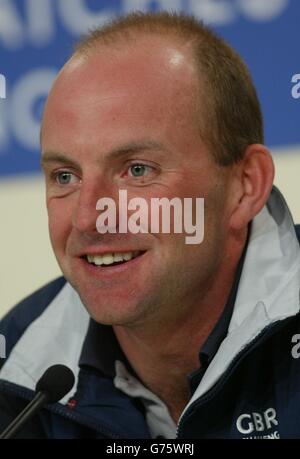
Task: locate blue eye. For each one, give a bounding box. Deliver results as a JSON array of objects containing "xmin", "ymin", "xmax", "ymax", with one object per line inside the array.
[
  {"xmin": 56, "ymin": 172, "xmax": 73, "ymax": 185},
  {"xmin": 129, "ymin": 164, "xmax": 150, "ymax": 177}
]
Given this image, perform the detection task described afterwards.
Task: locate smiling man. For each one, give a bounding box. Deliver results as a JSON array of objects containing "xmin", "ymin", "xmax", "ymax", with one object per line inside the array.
[{"xmin": 1, "ymin": 12, "xmax": 300, "ymax": 439}]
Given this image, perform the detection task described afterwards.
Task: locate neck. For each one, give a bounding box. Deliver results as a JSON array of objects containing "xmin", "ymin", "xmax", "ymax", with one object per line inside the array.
[{"xmin": 113, "ymin": 232, "xmax": 247, "ymax": 422}]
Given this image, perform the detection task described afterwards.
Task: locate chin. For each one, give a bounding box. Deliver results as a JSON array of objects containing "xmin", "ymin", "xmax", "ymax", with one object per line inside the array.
[{"xmin": 76, "ymin": 288, "xmax": 144, "ymax": 326}]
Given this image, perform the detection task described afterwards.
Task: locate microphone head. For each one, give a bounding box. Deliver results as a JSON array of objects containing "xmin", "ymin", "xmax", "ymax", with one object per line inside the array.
[{"xmin": 35, "ymin": 364, "xmax": 75, "ymax": 403}]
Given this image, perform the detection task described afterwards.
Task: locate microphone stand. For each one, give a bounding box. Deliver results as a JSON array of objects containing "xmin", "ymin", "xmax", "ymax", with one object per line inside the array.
[{"xmin": 0, "ymin": 391, "xmax": 48, "ymax": 439}]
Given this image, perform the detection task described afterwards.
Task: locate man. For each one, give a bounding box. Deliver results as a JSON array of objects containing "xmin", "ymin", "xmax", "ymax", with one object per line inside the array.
[{"xmin": 0, "ymin": 11, "xmax": 299, "ymax": 439}]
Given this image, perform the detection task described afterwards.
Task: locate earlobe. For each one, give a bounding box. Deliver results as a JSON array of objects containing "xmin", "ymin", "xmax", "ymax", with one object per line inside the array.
[{"xmin": 230, "ymin": 144, "xmax": 275, "ymax": 231}]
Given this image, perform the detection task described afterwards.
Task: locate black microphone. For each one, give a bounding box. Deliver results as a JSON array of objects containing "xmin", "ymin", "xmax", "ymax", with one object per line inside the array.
[{"xmin": 0, "ymin": 364, "xmax": 75, "ymax": 439}]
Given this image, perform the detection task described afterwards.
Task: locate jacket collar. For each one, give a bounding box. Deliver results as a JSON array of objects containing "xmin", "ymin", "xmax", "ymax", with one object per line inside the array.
[{"xmin": 0, "ymin": 281, "xmax": 90, "ymax": 404}]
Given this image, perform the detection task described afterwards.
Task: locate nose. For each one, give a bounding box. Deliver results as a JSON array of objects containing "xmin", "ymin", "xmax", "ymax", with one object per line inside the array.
[{"xmin": 72, "ymin": 177, "xmax": 117, "ymax": 237}]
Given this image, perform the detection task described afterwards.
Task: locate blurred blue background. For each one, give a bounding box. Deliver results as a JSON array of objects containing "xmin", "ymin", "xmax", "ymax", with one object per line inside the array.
[{"xmin": 0, "ymin": 0, "xmax": 299, "ymax": 177}]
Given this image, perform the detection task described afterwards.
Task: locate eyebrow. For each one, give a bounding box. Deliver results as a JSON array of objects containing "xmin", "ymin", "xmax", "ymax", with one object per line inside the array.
[
  {"xmin": 41, "ymin": 140, "xmax": 166, "ymax": 168},
  {"xmin": 40, "ymin": 152, "xmax": 81, "ymax": 169},
  {"xmin": 108, "ymin": 140, "xmax": 166, "ymax": 159}
]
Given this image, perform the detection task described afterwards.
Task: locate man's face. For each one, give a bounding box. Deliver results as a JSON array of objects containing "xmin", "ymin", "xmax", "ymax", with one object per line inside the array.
[{"xmin": 41, "ymin": 37, "xmax": 232, "ymax": 327}]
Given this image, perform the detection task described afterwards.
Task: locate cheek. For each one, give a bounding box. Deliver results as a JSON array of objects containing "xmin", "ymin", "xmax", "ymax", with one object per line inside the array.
[{"xmin": 47, "ymin": 198, "xmax": 73, "ymax": 252}]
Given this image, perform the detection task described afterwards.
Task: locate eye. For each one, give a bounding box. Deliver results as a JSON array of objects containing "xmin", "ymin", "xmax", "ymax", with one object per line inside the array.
[
  {"xmin": 55, "ymin": 171, "xmax": 77, "ymax": 185},
  {"xmin": 128, "ymin": 164, "xmax": 152, "ymax": 177}
]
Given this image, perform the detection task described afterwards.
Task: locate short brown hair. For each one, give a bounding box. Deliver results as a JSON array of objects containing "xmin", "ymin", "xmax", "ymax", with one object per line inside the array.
[{"xmin": 75, "ymin": 11, "xmax": 263, "ymax": 166}]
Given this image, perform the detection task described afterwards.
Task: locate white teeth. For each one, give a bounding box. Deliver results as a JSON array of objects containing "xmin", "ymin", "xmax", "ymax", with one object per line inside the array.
[
  {"xmin": 93, "ymin": 256, "xmax": 104, "ymax": 266},
  {"xmin": 86, "ymin": 251, "xmax": 141, "ymax": 266},
  {"xmin": 123, "ymin": 252, "xmax": 133, "ymax": 261},
  {"xmin": 102, "ymin": 254, "xmax": 114, "ymax": 265},
  {"xmin": 113, "ymin": 253, "xmax": 124, "ymax": 262}
]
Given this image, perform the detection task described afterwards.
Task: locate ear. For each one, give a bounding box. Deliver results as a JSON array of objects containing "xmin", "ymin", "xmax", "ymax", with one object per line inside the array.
[{"xmin": 229, "ymin": 144, "xmax": 275, "ymax": 231}]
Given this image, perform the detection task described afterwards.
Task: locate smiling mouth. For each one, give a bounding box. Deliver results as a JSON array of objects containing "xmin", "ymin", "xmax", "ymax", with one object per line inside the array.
[{"xmin": 81, "ymin": 250, "xmax": 146, "ymax": 268}]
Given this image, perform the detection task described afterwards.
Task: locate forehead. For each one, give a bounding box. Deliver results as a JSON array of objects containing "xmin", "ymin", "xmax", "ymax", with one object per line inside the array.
[
  {"xmin": 47, "ymin": 36, "xmax": 197, "ymax": 111},
  {"xmin": 70, "ymin": 34, "xmax": 195, "ymax": 83},
  {"xmin": 41, "ymin": 36, "xmax": 203, "ymax": 159}
]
